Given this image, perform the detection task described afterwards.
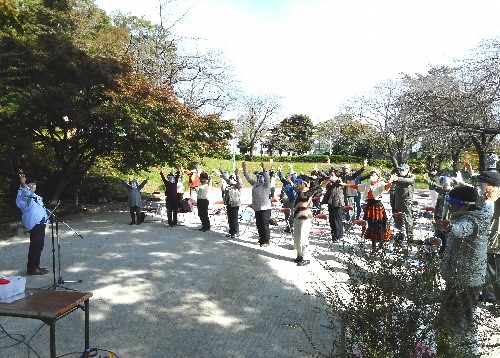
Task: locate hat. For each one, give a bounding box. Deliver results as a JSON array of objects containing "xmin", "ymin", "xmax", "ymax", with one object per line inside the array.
[
  {"xmin": 295, "ymin": 178, "xmax": 305, "ymax": 185},
  {"xmin": 199, "ymin": 172, "xmax": 209, "ymax": 180},
  {"xmin": 369, "ymin": 168, "xmax": 381, "ymax": 177},
  {"xmin": 398, "ymin": 163, "xmax": 409, "ymax": 170},
  {"xmin": 485, "ymin": 153, "xmax": 498, "ymax": 169},
  {"xmin": 439, "ymin": 176, "xmax": 454, "ymax": 186},
  {"xmin": 446, "ymin": 185, "xmax": 477, "ymax": 206},
  {"xmin": 478, "ymin": 171, "xmax": 500, "ymax": 186},
  {"xmin": 341, "ymin": 164, "xmax": 351, "ymax": 169}
]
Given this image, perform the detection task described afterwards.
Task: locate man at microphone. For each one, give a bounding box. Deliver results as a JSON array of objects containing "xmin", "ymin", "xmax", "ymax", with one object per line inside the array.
[{"xmin": 15, "ymin": 173, "xmax": 49, "ymax": 275}]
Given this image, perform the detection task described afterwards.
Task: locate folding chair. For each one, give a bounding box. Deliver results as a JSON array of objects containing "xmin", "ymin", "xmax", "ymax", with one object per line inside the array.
[
  {"xmin": 310, "ymin": 213, "xmax": 330, "ymax": 241},
  {"xmin": 279, "ymin": 207, "xmax": 293, "ymax": 233},
  {"xmin": 239, "ymin": 205, "xmax": 255, "ymax": 237},
  {"xmin": 209, "ymin": 200, "xmax": 227, "ymax": 229},
  {"xmin": 311, "ymin": 195, "xmax": 323, "ymax": 216}
]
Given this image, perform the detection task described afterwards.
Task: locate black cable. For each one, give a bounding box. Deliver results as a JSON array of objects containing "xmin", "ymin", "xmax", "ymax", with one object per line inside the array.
[
  {"xmin": 57, "ymin": 347, "xmax": 120, "ymax": 358},
  {"xmin": 0, "ymin": 322, "xmax": 42, "ymax": 358},
  {"xmin": 26, "ymin": 322, "xmax": 45, "ymax": 358}
]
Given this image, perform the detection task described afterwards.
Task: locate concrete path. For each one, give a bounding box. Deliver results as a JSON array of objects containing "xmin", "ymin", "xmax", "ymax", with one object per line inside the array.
[
  {"xmin": 1, "ymin": 188, "xmax": 499, "ymax": 357},
  {"xmin": 0, "ymin": 189, "xmax": 339, "ymax": 357}
]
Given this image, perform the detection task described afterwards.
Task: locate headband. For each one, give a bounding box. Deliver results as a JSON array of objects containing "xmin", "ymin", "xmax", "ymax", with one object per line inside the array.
[{"xmin": 445, "ymin": 194, "xmax": 475, "ymax": 206}]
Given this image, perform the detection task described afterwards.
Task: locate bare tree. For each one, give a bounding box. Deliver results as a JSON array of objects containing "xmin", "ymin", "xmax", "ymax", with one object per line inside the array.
[
  {"xmin": 404, "ymin": 38, "xmax": 500, "ymax": 170},
  {"xmin": 347, "ymin": 79, "xmax": 419, "ymax": 167},
  {"xmin": 108, "ymin": 0, "xmax": 238, "ymax": 116},
  {"xmin": 235, "ymin": 95, "xmax": 282, "ymax": 161}
]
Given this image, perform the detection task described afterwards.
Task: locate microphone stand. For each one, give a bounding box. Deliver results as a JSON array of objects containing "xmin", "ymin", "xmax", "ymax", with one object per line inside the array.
[{"xmin": 43, "ymin": 201, "xmax": 84, "ymax": 290}]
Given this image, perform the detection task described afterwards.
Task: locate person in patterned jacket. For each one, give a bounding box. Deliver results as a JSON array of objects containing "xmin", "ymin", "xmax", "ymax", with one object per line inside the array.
[{"xmin": 434, "ymin": 184, "xmax": 498, "ymax": 356}]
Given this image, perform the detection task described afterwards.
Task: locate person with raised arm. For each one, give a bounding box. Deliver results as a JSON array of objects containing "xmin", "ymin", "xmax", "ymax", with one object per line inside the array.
[{"xmin": 242, "ymin": 162, "xmax": 272, "ymax": 247}]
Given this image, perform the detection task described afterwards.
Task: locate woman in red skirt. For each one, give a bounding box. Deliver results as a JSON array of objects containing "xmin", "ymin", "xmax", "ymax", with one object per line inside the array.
[{"xmin": 344, "ymin": 169, "xmax": 396, "ymax": 252}]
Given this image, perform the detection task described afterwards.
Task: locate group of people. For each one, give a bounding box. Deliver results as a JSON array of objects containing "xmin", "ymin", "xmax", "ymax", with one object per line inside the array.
[{"xmin": 14, "ymin": 156, "xmax": 500, "ymax": 355}]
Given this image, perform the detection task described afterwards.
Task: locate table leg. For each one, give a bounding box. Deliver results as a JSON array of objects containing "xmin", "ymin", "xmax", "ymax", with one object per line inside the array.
[
  {"xmin": 85, "ymin": 299, "xmax": 90, "ymax": 352},
  {"xmin": 49, "ymin": 321, "xmax": 56, "ymax": 358}
]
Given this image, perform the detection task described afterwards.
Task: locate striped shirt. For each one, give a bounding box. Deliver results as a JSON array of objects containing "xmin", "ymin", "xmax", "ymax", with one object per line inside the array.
[{"xmin": 294, "ymin": 186, "xmax": 320, "ymax": 220}]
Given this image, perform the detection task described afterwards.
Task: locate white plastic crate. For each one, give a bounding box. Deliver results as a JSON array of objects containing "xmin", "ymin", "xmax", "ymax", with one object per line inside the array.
[{"xmin": 0, "ymin": 276, "xmax": 26, "ymax": 299}]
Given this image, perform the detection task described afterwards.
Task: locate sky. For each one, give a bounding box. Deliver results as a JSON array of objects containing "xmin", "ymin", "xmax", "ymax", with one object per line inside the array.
[{"xmin": 94, "ymin": 0, "xmax": 500, "ymax": 122}]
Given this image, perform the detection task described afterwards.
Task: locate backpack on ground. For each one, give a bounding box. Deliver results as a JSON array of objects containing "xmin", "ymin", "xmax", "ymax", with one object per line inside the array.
[{"xmin": 180, "ymin": 198, "xmax": 195, "ymax": 213}]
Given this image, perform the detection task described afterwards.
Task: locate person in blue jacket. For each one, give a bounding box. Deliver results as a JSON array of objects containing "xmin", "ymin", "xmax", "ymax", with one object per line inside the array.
[
  {"xmin": 277, "ymin": 163, "xmax": 298, "ymax": 233},
  {"xmin": 16, "ymin": 173, "xmax": 49, "ymax": 275}
]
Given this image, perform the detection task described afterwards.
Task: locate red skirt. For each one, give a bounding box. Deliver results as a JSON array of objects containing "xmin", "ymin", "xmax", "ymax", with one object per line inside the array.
[{"xmin": 363, "ymin": 200, "xmax": 391, "ymax": 242}]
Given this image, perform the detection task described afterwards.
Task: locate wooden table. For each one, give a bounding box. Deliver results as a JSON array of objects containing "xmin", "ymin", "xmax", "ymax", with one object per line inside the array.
[{"xmin": 0, "ymin": 288, "xmax": 93, "ymax": 358}]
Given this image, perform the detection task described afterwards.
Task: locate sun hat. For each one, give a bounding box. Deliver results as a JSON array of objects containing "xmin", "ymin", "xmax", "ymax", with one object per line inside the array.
[
  {"xmin": 446, "ymin": 185, "xmax": 477, "ymax": 206},
  {"xmin": 478, "ymin": 171, "xmax": 500, "ymax": 187}
]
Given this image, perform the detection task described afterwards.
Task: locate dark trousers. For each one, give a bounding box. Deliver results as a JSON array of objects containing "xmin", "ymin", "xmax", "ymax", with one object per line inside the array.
[
  {"xmin": 328, "ymin": 205, "xmax": 344, "ymax": 240},
  {"xmin": 483, "ymin": 253, "xmax": 500, "ymax": 302},
  {"xmin": 176, "ymin": 193, "xmax": 184, "ymax": 208},
  {"xmin": 255, "ymin": 209, "xmax": 271, "ymax": 244},
  {"xmin": 165, "ymin": 198, "xmax": 178, "ymax": 226},
  {"xmin": 437, "ymin": 285, "xmax": 481, "ymax": 356},
  {"xmin": 227, "ymin": 205, "xmax": 240, "ymax": 235},
  {"xmin": 27, "ymin": 223, "xmax": 46, "ymax": 270},
  {"xmin": 282, "ymin": 199, "xmax": 295, "ymax": 229},
  {"xmin": 197, "ymin": 198, "xmax": 210, "ymax": 230},
  {"xmin": 129, "ymin": 206, "xmax": 141, "ymax": 223},
  {"xmin": 394, "ymin": 200, "xmax": 414, "ymax": 240},
  {"xmin": 269, "ymin": 187, "xmax": 275, "ymax": 199}
]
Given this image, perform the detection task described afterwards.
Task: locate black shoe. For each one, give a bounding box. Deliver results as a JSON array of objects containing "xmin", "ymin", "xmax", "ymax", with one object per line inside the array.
[
  {"xmin": 129, "ymin": 221, "xmax": 136, "ymax": 225},
  {"xmin": 293, "ymin": 256, "xmax": 303, "ymax": 263},
  {"xmin": 202, "ymin": 228, "xmax": 210, "ymax": 232},
  {"xmin": 27, "ymin": 267, "xmax": 48, "ymax": 276},
  {"xmin": 225, "ymin": 233, "xmax": 232, "ymax": 237},
  {"xmin": 297, "ymin": 259, "xmax": 310, "ymax": 266},
  {"xmin": 199, "ymin": 228, "xmax": 204, "ymax": 231}
]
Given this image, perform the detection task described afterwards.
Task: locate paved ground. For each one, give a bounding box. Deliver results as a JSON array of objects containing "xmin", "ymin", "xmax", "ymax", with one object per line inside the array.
[
  {"xmin": 1, "ymin": 188, "xmax": 499, "ymax": 357},
  {"xmin": 0, "ymin": 189, "xmax": 340, "ymax": 358}
]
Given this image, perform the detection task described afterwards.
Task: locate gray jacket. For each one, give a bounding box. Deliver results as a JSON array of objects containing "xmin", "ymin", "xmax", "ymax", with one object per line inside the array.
[
  {"xmin": 243, "ymin": 170, "xmax": 271, "ymax": 211},
  {"xmin": 393, "ymin": 174, "xmax": 415, "ymax": 203},
  {"xmin": 441, "ymin": 203, "xmax": 493, "ymax": 287},
  {"xmin": 120, "ymin": 179, "xmax": 147, "ymax": 207},
  {"xmin": 222, "ymin": 175, "xmax": 243, "ymax": 207}
]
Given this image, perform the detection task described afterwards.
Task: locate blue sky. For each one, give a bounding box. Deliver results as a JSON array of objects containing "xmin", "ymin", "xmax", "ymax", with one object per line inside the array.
[{"xmin": 95, "ymin": 0, "xmax": 500, "ymax": 122}]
